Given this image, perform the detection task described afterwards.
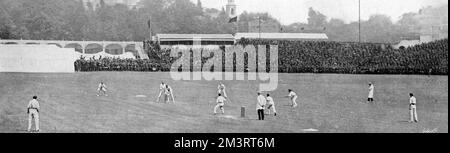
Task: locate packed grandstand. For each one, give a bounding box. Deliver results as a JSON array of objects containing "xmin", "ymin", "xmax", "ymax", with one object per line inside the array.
[{"xmin": 74, "ymin": 38, "xmax": 448, "ymax": 75}]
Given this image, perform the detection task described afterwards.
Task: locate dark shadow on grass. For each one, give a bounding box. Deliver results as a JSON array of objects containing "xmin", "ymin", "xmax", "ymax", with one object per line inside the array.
[
  {"xmin": 397, "ymin": 120, "xmax": 412, "ymax": 124},
  {"xmin": 243, "ymin": 118, "xmax": 268, "ymax": 121},
  {"xmin": 15, "ymin": 129, "xmax": 28, "ymax": 132}
]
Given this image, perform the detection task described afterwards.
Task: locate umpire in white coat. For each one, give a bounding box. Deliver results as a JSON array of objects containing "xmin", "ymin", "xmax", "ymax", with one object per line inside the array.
[{"xmin": 256, "ymin": 91, "xmax": 266, "ymax": 120}]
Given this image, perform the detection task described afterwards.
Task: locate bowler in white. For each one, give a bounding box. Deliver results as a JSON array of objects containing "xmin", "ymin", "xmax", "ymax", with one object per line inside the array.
[{"xmin": 214, "ymin": 93, "xmax": 227, "ymax": 115}]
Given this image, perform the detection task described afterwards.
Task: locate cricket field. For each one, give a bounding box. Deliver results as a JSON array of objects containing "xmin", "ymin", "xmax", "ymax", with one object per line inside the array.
[{"xmin": 0, "ymin": 72, "xmax": 447, "ymax": 133}]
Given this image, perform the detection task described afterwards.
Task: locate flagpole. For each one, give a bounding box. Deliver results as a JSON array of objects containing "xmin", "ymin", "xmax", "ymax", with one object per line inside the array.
[
  {"xmin": 358, "ymin": 0, "xmax": 361, "ymax": 43},
  {"xmin": 148, "ymin": 19, "xmax": 152, "ymax": 41},
  {"xmin": 236, "ymin": 16, "xmax": 239, "ymax": 34},
  {"xmin": 259, "ymin": 16, "xmax": 261, "ymax": 39},
  {"xmin": 236, "ymin": 22, "xmax": 239, "ymax": 34}
]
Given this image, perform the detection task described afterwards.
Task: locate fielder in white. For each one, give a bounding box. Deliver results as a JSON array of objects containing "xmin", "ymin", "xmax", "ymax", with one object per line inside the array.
[
  {"xmin": 409, "ymin": 93, "xmax": 419, "ymax": 123},
  {"xmin": 286, "ymin": 89, "xmax": 298, "ymax": 108},
  {"xmin": 156, "ymin": 82, "xmax": 166, "ymax": 102},
  {"xmin": 164, "ymin": 84, "xmax": 175, "ymax": 103},
  {"xmin": 27, "ymin": 96, "xmax": 40, "ymax": 132},
  {"xmin": 368, "ymin": 82, "xmax": 374, "ymax": 103},
  {"xmin": 97, "ymin": 82, "xmax": 108, "ymax": 96},
  {"xmin": 217, "ymin": 82, "xmax": 228, "ymax": 98},
  {"xmin": 214, "ymin": 93, "xmax": 227, "ymax": 115},
  {"xmin": 266, "ymin": 94, "xmax": 277, "ymax": 116}
]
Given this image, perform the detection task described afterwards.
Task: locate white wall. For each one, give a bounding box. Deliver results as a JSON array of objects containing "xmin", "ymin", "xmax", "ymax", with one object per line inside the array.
[{"xmin": 0, "ymin": 45, "xmax": 77, "ymax": 73}]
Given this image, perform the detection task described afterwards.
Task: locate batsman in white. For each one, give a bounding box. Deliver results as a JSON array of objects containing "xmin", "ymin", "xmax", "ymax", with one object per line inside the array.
[
  {"xmin": 286, "ymin": 89, "xmax": 298, "ymax": 108},
  {"xmin": 214, "ymin": 93, "xmax": 227, "ymax": 115},
  {"xmin": 164, "ymin": 84, "xmax": 175, "ymax": 103},
  {"xmin": 97, "ymin": 82, "xmax": 108, "ymax": 96},
  {"xmin": 156, "ymin": 81, "xmax": 166, "ymax": 102},
  {"xmin": 266, "ymin": 94, "xmax": 277, "ymax": 116},
  {"xmin": 27, "ymin": 96, "xmax": 40, "ymax": 132}
]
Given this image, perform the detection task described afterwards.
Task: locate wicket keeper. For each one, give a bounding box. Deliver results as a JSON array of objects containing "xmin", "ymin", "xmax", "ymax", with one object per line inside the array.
[
  {"xmin": 164, "ymin": 84, "xmax": 175, "ymax": 103},
  {"xmin": 217, "ymin": 82, "xmax": 228, "ymax": 98}
]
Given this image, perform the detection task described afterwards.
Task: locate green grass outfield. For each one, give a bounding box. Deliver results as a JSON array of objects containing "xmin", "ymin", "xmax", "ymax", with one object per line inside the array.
[{"xmin": 0, "ymin": 72, "xmax": 447, "ymax": 133}]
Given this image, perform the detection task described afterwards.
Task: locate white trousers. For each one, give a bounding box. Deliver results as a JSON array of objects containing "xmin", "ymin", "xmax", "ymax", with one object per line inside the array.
[
  {"xmin": 214, "ymin": 103, "xmax": 225, "ymax": 114},
  {"xmin": 157, "ymin": 90, "xmax": 163, "ymax": 101},
  {"xmin": 267, "ymin": 104, "xmax": 276, "ymax": 114},
  {"xmin": 291, "ymin": 96, "xmax": 298, "ymax": 106},
  {"xmin": 28, "ymin": 109, "xmax": 39, "ymax": 131},
  {"xmin": 97, "ymin": 88, "xmax": 107, "ymax": 95},
  {"xmin": 410, "ymin": 107, "xmax": 418, "ymax": 122}
]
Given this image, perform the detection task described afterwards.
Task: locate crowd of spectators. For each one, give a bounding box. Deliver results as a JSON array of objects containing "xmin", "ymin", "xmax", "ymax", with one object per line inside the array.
[
  {"xmin": 74, "ymin": 56, "xmax": 161, "ymax": 72},
  {"xmin": 75, "ymin": 38, "xmax": 448, "ymax": 75},
  {"xmin": 237, "ymin": 38, "xmax": 448, "ymax": 75}
]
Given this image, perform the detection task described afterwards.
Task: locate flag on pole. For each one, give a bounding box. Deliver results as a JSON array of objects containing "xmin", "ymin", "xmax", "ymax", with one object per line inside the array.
[
  {"xmin": 228, "ymin": 16, "xmax": 238, "ymax": 23},
  {"xmin": 147, "ymin": 19, "xmax": 151, "ymax": 29},
  {"xmin": 148, "ymin": 19, "xmax": 153, "ymax": 38}
]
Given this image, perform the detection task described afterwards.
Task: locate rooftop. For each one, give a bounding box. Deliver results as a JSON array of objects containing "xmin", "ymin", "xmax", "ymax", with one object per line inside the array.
[
  {"xmin": 156, "ymin": 34, "xmax": 235, "ymax": 42},
  {"xmin": 235, "ymin": 33, "xmax": 329, "ymax": 40}
]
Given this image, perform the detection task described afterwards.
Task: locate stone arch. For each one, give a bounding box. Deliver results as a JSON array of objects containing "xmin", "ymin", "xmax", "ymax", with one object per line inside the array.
[
  {"xmin": 47, "ymin": 43, "xmax": 62, "ymax": 48},
  {"xmin": 65, "ymin": 43, "xmax": 83, "ymax": 53},
  {"xmin": 125, "ymin": 44, "xmax": 138, "ymax": 56},
  {"xmin": 85, "ymin": 43, "xmax": 103, "ymax": 54},
  {"xmin": 105, "ymin": 44, "xmax": 123, "ymax": 55}
]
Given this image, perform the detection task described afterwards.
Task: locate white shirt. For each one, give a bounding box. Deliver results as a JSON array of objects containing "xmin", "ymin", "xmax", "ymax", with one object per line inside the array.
[
  {"xmin": 27, "ymin": 99, "xmax": 40, "ymax": 110},
  {"xmin": 266, "ymin": 96, "xmax": 275, "ymax": 105},
  {"xmin": 288, "ymin": 91, "xmax": 297, "ymax": 98},
  {"xmin": 256, "ymin": 95, "xmax": 266, "ymax": 110},
  {"xmin": 160, "ymin": 83, "xmax": 166, "ymax": 90},
  {"xmin": 217, "ymin": 96, "xmax": 226, "ymax": 103},
  {"xmin": 410, "ymin": 96, "xmax": 416, "ymax": 107},
  {"xmin": 98, "ymin": 83, "xmax": 107, "ymax": 89},
  {"xmin": 368, "ymin": 85, "xmax": 374, "ymax": 98}
]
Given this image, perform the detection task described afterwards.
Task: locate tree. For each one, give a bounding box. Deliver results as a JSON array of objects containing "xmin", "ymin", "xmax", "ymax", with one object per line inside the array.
[
  {"xmin": 325, "ymin": 18, "xmax": 347, "ymax": 41},
  {"xmin": 361, "ymin": 14, "xmax": 399, "ymax": 43},
  {"xmin": 100, "ymin": 0, "xmax": 105, "ymax": 8},
  {"xmin": 307, "ymin": 7, "xmax": 327, "ymax": 28},
  {"xmin": 197, "ymin": 0, "xmax": 202, "ymax": 9},
  {"xmin": 0, "ymin": 4, "xmax": 13, "ymax": 39},
  {"xmin": 1, "ymin": 0, "xmax": 442, "ymax": 43},
  {"xmin": 398, "ymin": 12, "xmax": 418, "ymax": 27}
]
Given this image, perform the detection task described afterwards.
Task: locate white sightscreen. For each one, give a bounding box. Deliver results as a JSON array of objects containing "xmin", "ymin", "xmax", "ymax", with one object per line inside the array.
[{"xmin": 0, "ymin": 45, "xmax": 77, "ymax": 73}]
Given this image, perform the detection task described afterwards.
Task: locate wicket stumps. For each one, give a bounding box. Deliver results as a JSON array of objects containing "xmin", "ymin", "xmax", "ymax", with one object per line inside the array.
[{"xmin": 241, "ymin": 106, "xmax": 245, "ymax": 118}]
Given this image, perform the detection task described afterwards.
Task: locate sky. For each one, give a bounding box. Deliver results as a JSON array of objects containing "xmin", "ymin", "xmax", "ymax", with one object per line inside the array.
[{"xmin": 192, "ymin": 0, "xmax": 448, "ymax": 25}]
